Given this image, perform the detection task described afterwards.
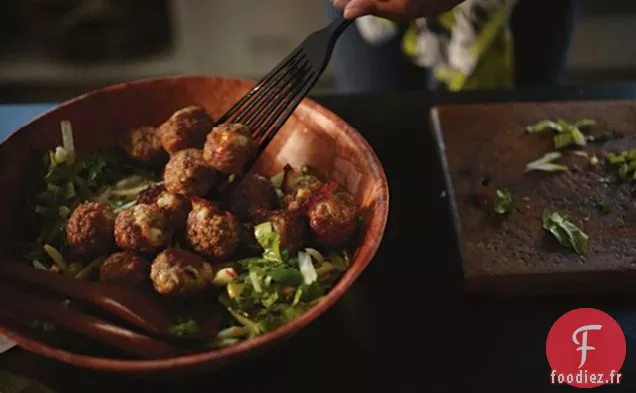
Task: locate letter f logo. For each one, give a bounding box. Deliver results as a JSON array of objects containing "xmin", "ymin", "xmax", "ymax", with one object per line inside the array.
[{"xmin": 573, "ymin": 324, "xmax": 602, "ymax": 368}]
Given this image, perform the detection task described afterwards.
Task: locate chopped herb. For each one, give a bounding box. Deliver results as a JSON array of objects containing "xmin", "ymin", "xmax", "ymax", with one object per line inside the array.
[
  {"xmin": 526, "ymin": 120, "xmax": 562, "ymax": 133},
  {"xmin": 74, "ymin": 257, "xmax": 103, "ymax": 280},
  {"xmin": 573, "ymin": 119, "xmax": 597, "ymax": 129},
  {"xmin": 606, "ymin": 152, "xmax": 627, "ymax": 165},
  {"xmin": 619, "ymin": 163, "xmax": 630, "ymax": 179},
  {"xmin": 604, "ymin": 149, "xmax": 636, "ymax": 180},
  {"xmin": 168, "ymin": 318, "xmax": 200, "ymax": 337},
  {"xmin": 32, "ymin": 260, "xmax": 49, "ymax": 271},
  {"xmin": 254, "ymin": 222, "xmax": 283, "ymax": 263},
  {"xmin": 573, "ymin": 151, "xmax": 589, "ymax": 158},
  {"xmin": 542, "ymin": 210, "xmax": 588, "ymax": 254},
  {"xmin": 494, "ymin": 188, "xmax": 513, "ymax": 215},
  {"xmin": 553, "ymin": 133, "xmax": 573, "ymax": 149},
  {"xmin": 571, "ymin": 128, "xmax": 587, "ymax": 146},
  {"xmin": 525, "ymin": 152, "xmax": 568, "ymax": 173},
  {"xmin": 594, "ymin": 199, "xmax": 612, "ymax": 214},
  {"xmin": 587, "ymin": 130, "xmax": 616, "ymax": 143},
  {"xmin": 526, "ymin": 118, "xmax": 595, "ymax": 149},
  {"xmin": 589, "ymin": 156, "xmax": 599, "ymax": 166}
]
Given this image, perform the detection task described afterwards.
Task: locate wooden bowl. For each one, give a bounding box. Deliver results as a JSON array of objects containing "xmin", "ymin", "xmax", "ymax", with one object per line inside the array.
[{"xmin": 0, "ymin": 76, "xmax": 389, "ymax": 374}]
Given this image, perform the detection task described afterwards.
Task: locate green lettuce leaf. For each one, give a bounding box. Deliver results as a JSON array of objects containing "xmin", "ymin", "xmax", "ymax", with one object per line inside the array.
[
  {"xmin": 267, "ymin": 267, "xmax": 303, "ymax": 286},
  {"xmin": 542, "ymin": 210, "xmax": 588, "ymax": 254},
  {"xmin": 168, "ymin": 318, "xmax": 200, "ymax": 337},
  {"xmin": 526, "ymin": 120, "xmax": 562, "ymax": 133},
  {"xmin": 254, "ymin": 222, "xmax": 282, "ymax": 263}
]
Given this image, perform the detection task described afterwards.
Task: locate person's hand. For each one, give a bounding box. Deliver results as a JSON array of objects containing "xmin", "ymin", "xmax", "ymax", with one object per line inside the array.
[{"xmin": 332, "ymin": 0, "xmax": 464, "ymax": 20}]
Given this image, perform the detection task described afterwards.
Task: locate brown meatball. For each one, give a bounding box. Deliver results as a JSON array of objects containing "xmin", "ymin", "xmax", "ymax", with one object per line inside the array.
[
  {"xmin": 114, "ymin": 204, "xmax": 172, "ymax": 253},
  {"xmin": 203, "ymin": 123, "xmax": 256, "ymax": 175},
  {"xmin": 120, "ymin": 126, "xmax": 168, "ymax": 167},
  {"xmin": 228, "ymin": 173, "xmax": 278, "ymax": 221},
  {"xmin": 99, "ymin": 251, "xmax": 150, "ymax": 287},
  {"xmin": 306, "ymin": 185, "xmax": 358, "ymax": 248},
  {"xmin": 252, "ymin": 209, "xmax": 305, "ymax": 254},
  {"xmin": 186, "ymin": 198, "xmax": 241, "ymax": 260},
  {"xmin": 150, "ymin": 248, "xmax": 215, "ymax": 296},
  {"xmin": 66, "ymin": 202, "xmax": 116, "ymax": 259},
  {"xmin": 163, "ymin": 148, "xmax": 217, "ymax": 197},
  {"xmin": 136, "ymin": 184, "xmax": 191, "ymax": 228},
  {"xmin": 156, "ymin": 192, "xmax": 191, "ymax": 229},
  {"xmin": 136, "ymin": 183, "xmax": 165, "ymax": 205},
  {"xmin": 282, "ymin": 166, "xmax": 324, "ymax": 213},
  {"xmin": 158, "ymin": 106, "xmax": 214, "ymax": 154}
]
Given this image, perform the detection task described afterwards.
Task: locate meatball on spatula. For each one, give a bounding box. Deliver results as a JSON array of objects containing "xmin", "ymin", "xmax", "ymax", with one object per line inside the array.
[{"xmin": 208, "ymin": 14, "xmax": 353, "ymax": 190}]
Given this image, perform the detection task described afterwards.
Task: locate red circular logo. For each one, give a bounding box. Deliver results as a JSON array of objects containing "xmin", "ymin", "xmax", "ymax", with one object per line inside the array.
[{"xmin": 546, "ymin": 308, "xmax": 626, "ymax": 388}]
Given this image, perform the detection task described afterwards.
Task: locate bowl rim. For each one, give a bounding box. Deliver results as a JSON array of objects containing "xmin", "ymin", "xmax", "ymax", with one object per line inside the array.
[{"xmin": 0, "ymin": 75, "xmax": 390, "ymax": 373}]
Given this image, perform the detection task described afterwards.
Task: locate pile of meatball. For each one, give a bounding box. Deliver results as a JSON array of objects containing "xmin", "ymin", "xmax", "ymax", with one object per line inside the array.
[{"xmin": 64, "ymin": 105, "xmax": 360, "ymax": 297}]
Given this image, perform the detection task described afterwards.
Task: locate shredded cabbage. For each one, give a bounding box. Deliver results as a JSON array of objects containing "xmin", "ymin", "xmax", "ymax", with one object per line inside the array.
[
  {"xmin": 249, "ymin": 270, "xmax": 262, "ymax": 293},
  {"xmin": 298, "ymin": 251, "xmax": 317, "ymax": 285},
  {"xmin": 525, "ymin": 152, "xmax": 568, "ymax": 173},
  {"xmin": 305, "ymin": 248, "xmax": 324, "ymax": 263},
  {"xmin": 60, "ymin": 120, "xmax": 75, "ymax": 165},
  {"xmin": 43, "ymin": 244, "xmax": 68, "ymax": 273}
]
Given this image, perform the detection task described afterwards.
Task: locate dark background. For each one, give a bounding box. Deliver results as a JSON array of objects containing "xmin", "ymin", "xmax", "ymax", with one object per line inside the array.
[{"xmin": 1, "ymin": 0, "xmax": 636, "ymax": 103}]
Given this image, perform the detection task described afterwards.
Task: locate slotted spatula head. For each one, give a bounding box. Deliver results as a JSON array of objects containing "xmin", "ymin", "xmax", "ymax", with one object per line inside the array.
[{"xmin": 215, "ymin": 15, "xmax": 353, "ymax": 164}]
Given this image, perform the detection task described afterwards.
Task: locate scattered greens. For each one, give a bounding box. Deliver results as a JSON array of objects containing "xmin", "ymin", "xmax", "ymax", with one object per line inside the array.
[
  {"xmin": 494, "ymin": 188, "xmax": 513, "ymax": 215},
  {"xmin": 217, "ymin": 222, "xmax": 349, "ymax": 340},
  {"xmin": 542, "ymin": 210, "xmax": 588, "ymax": 254},
  {"xmin": 526, "ymin": 118, "xmax": 596, "ymax": 149},
  {"xmin": 605, "ymin": 149, "xmax": 636, "ymax": 180},
  {"xmin": 23, "ymin": 121, "xmax": 160, "ymax": 273},
  {"xmin": 594, "ymin": 199, "xmax": 612, "ymax": 215},
  {"xmin": 526, "ymin": 120, "xmax": 563, "ymax": 133},
  {"xmin": 525, "ymin": 152, "xmax": 568, "ymax": 173},
  {"xmin": 168, "ymin": 318, "xmax": 200, "ymax": 337}
]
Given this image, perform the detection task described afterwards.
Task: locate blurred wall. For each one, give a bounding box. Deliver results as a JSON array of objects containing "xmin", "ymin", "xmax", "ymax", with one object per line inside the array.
[
  {"xmin": 0, "ymin": 0, "xmax": 635, "ymax": 103},
  {"xmin": 170, "ymin": 0, "xmax": 328, "ymax": 79}
]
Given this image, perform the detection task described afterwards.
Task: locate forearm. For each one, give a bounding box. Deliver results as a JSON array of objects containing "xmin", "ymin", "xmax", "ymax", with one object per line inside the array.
[{"xmin": 331, "ymin": 0, "xmax": 465, "ymax": 20}]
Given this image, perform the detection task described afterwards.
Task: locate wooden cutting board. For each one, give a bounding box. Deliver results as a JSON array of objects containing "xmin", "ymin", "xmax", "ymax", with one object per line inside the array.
[{"xmin": 430, "ymin": 99, "xmax": 636, "ymax": 295}]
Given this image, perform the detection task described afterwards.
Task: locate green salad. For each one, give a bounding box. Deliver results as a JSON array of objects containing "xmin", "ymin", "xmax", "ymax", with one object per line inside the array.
[
  {"xmin": 211, "ymin": 222, "xmax": 349, "ymax": 347},
  {"xmin": 23, "ymin": 121, "xmax": 161, "ymax": 277}
]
